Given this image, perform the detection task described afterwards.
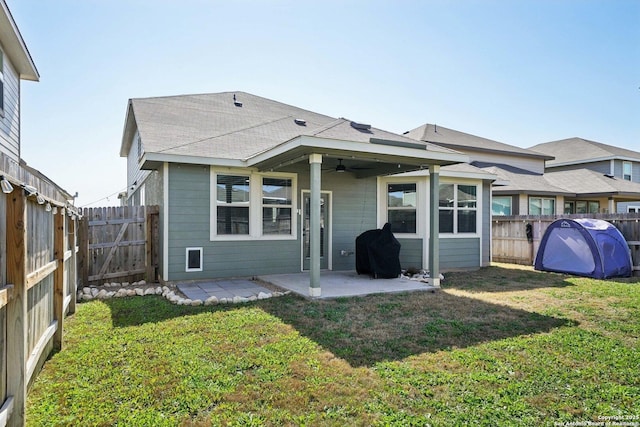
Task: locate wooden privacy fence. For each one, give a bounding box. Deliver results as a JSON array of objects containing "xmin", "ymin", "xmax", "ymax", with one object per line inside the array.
[
  {"xmin": 79, "ymin": 206, "xmax": 159, "ymax": 286},
  {"xmin": 1, "ymin": 187, "xmax": 79, "ymax": 426},
  {"xmin": 492, "ymin": 213, "xmax": 640, "ymax": 275}
]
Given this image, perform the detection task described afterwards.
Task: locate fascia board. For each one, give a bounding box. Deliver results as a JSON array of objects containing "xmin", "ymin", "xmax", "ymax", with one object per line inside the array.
[{"xmin": 141, "ymin": 152, "xmax": 245, "ymax": 168}]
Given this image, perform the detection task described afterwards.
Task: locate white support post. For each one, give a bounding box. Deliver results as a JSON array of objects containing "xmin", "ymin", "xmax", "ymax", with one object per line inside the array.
[
  {"xmin": 309, "ymin": 154, "xmax": 322, "ymax": 297},
  {"xmin": 428, "ymin": 165, "xmax": 441, "ymax": 288}
]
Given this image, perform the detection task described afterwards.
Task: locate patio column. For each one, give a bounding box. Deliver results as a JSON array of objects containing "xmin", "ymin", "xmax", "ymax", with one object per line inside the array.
[
  {"xmin": 429, "ymin": 165, "xmax": 441, "ymax": 288},
  {"xmin": 608, "ymin": 197, "xmax": 615, "ymax": 214},
  {"xmin": 309, "ymin": 153, "xmax": 322, "ymax": 296}
]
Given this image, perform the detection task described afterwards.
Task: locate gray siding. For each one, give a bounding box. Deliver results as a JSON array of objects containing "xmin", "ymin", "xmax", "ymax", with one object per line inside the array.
[
  {"xmin": 0, "ymin": 50, "xmax": 20, "ymax": 161},
  {"xmin": 397, "ymin": 238, "xmax": 422, "ymax": 269},
  {"xmin": 549, "ymin": 160, "xmax": 610, "ymax": 175},
  {"xmin": 440, "ymin": 238, "xmax": 480, "ymax": 270},
  {"xmin": 126, "ymin": 130, "xmax": 152, "ymax": 202}
]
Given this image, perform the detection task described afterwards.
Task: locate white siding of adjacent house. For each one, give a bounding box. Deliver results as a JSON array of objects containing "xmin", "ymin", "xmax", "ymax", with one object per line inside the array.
[
  {"xmin": 467, "ymin": 151, "xmax": 546, "ymax": 174},
  {"xmin": 0, "ymin": 48, "xmax": 21, "ymax": 161}
]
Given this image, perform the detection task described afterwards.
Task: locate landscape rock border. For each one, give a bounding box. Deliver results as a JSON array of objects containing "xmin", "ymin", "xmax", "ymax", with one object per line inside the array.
[{"xmin": 77, "ymin": 280, "xmax": 290, "ymax": 306}]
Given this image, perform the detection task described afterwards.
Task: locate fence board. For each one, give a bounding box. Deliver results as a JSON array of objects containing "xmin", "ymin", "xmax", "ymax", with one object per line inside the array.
[{"xmin": 492, "ymin": 213, "xmax": 640, "ymax": 275}]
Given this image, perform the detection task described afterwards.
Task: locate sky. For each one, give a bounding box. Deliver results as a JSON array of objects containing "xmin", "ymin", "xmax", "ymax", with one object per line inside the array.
[{"xmin": 7, "ymin": 0, "xmax": 640, "ymax": 208}]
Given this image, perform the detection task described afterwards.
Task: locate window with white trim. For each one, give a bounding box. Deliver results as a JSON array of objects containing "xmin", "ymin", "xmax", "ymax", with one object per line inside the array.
[
  {"xmin": 387, "ymin": 183, "xmax": 417, "ymax": 233},
  {"xmin": 185, "ymin": 247, "xmax": 203, "ymax": 272},
  {"xmin": 529, "ymin": 197, "xmax": 555, "ymax": 215},
  {"xmin": 623, "ymin": 161, "xmax": 632, "ymax": 181},
  {"xmin": 212, "ymin": 171, "xmax": 296, "ymax": 239},
  {"xmin": 492, "ymin": 196, "xmax": 512, "ymax": 216},
  {"xmin": 262, "ymin": 177, "xmax": 292, "ymax": 235},
  {"xmin": 439, "ymin": 184, "xmax": 477, "ymax": 233},
  {"xmin": 216, "ymin": 174, "xmax": 250, "ymax": 235},
  {"xmin": 575, "ymin": 200, "xmax": 600, "ymax": 214}
]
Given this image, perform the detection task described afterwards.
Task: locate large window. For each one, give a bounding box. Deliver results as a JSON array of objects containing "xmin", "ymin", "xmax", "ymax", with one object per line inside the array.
[
  {"xmin": 212, "ymin": 171, "xmax": 296, "ymax": 239},
  {"xmin": 439, "ymin": 184, "xmax": 477, "ymax": 233},
  {"xmin": 387, "ymin": 183, "xmax": 417, "ymax": 233},
  {"xmin": 262, "ymin": 177, "xmax": 292, "ymax": 235},
  {"xmin": 623, "ymin": 161, "xmax": 632, "ymax": 181},
  {"xmin": 216, "ymin": 174, "xmax": 250, "ymax": 235},
  {"xmin": 492, "ymin": 196, "xmax": 512, "ymax": 216},
  {"xmin": 529, "ymin": 197, "xmax": 555, "ymax": 215}
]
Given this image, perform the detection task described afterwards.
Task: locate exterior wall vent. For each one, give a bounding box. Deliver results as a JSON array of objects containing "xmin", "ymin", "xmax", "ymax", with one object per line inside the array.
[{"xmin": 185, "ymin": 247, "xmax": 203, "ymax": 272}]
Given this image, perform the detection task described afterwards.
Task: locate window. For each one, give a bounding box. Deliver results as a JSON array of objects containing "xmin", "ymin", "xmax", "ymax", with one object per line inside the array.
[
  {"xmin": 216, "ymin": 174, "xmax": 250, "ymax": 235},
  {"xmin": 529, "ymin": 197, "xmax": 555, "ymax": 215},
  {"xmin": 492, "ymin": 196, "xmax": 512, "ymax": 216},
  {"xmin": 575, "ymin": 201, "xmax": 600, "ymax": 214},
  {"xmin": 185, "ymin": 247, "xmax": 203, "ymax": 272},
  {"xmin": 212, "ymin": 170, "xmax": 296, "ymax": 239},
  {"xmin": 564, "ymin": 201, "xmax": 575, "ymax": 214},
  {"xmin": 262, "ymin": 177, "xmax": 292, "ymax": 235},
  {"xmin": 628, "ymin": 206, "xmax": 640, "ymax": 213},
  {"xmin": 623, "ymin": 161, "xmax": 632, "ymax": 181},
  {"xmin": 387, "ymin": 183, "xmax": 417, "ymax": 233},
  {"xmin": 439, "ymin": 184, "xmax": 477, "ymax": 233}
]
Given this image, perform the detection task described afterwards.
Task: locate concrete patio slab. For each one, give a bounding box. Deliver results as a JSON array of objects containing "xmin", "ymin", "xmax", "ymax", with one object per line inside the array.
[
  {"xmin": 259, "ymin": 270, "xmax": 437, "ymax": 299},
  {"xmin": 177, "ymin": 279, "xmax": 273, "ymax": 301}
]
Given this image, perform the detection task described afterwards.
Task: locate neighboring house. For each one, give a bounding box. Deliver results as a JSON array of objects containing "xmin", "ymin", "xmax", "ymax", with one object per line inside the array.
[
  {"xmin": 530, "ymin": 138, "xmax": 640, "ymax": 213},
  {"xmin": 120, "ymin": 92, "xmax": 496, "ymax": 293},
  {"xmin": 405, "ymin": 124, "xmax": 640, "ymax": 216}
]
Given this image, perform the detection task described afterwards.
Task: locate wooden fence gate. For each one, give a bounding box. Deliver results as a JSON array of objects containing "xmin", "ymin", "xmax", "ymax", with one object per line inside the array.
[
  {"xmin": 492, "ymin": 213, "xmax": 640, "ymax": 276},
  {"xmin": 79, "ymin": 206, "xmax": 159, "ymax": 285}
]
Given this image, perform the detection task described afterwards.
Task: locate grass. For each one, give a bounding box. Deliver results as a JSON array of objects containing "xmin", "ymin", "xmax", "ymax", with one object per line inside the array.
[{"xmin": 26, "ymin": 264, "xmax": 640, "ymax": 426}]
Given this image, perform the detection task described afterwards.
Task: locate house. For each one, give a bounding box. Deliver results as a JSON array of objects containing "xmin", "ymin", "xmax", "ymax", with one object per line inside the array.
[
  {"xmin": 529, "ymin": 138, "xmax": 640, "ymax": 213},
  {"xmin": 405, "ymin": 124, "xmax": 640, "ymax": 215},
  {"xmin": 119, "ymin": 92, "xmax": 496, "ymax": 294}
]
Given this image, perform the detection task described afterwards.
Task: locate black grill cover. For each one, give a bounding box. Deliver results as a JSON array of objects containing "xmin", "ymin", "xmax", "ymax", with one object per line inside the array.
[{"xmin": 355, "ymin": 223, "xmax": 402, "ymax": 279}]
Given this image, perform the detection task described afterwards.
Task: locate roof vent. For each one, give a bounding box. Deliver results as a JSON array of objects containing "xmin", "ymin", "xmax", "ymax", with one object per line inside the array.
[
  {"xmin": 294, "ymin": 118, "xmax": 307, "ymax": 126},
  {"xmin": 604, "ymin": 173, "xmax": 615, "ymax": 179},
  {"xmin": 233, "ymin": 94, "xmax": 242, "ymax": 107},
  {"xmin": 350, "ymin": 121, "xmax": 371, "ymax": 131}
]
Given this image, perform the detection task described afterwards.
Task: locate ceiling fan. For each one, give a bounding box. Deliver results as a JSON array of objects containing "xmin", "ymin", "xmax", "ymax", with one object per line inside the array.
[{"xmin": 323, "ymin": 159, "xmax": 373, "ymax": 173}]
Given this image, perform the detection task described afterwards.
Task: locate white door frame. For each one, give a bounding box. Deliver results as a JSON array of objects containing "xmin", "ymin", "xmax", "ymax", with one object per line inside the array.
[{"xmin": 301, "ymin": 190, "xmax": 332, "ymax": 271}]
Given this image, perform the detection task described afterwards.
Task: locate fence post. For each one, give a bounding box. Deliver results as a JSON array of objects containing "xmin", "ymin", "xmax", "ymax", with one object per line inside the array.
[
  {"xmin": 69, "ymin": 217, "xmax": 77, "ymax": 314},
  {"xmin": 53, "ymin": 210, "xmax": 65, "ymax": 351},
  {"xmin": 5, "ymin": 189, "xmax": 27, "ymax": 427},
  {"xmin": 78, "ymin": 213, "xmax": 89, "ymax": 289}
]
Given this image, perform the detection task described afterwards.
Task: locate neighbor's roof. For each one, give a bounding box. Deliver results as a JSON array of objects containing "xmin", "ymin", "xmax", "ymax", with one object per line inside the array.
[
  {"xmin": 121, "ymin": 92, "xmax": 463, "ymax": 163},
  {"xmin": 529, "ymin": 137, "xmax": 640, "ymax": 167},
  {"xmin": 544, "ymin": 168, "xmax": 640, "ymax": 198},
  {"xmin": 0, "ymin": 0, "xmax": 39, "ymax": 81},
  {"xmin": 477, "ymin": 163, "xmax": 573, "ymax": 196},
  {"xmin": 405, "ymin": 123, "xmax": 553, "ymax": 160}
]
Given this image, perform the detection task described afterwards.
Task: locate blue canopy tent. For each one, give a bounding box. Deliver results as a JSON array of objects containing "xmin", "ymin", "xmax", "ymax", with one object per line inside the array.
[{"xmin": 534, "ymin": 218, "xmax": 632, "ymax": 279}]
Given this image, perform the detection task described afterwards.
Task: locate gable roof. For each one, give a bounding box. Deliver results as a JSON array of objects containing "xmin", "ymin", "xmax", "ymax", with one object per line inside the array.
[
  {"xmin": 0, "ymin": 0, "xmax": 39, "ymax": 81},
  {"xmin": 529, "ymin": 137, "xmax": 640, "ymax": 167},
  {"xmin": 121, "ymin": 92, "xmax": 468, "ymax": 172},
  {"xmin": 405, "ymin": 123, "xmax": 553, "ymax": 160}
]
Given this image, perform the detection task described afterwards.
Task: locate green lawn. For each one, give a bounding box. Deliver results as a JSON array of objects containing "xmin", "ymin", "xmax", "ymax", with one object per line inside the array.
[{"xmin": 27, "ymin": 265, "xmax": 640, "ymax": 426}]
